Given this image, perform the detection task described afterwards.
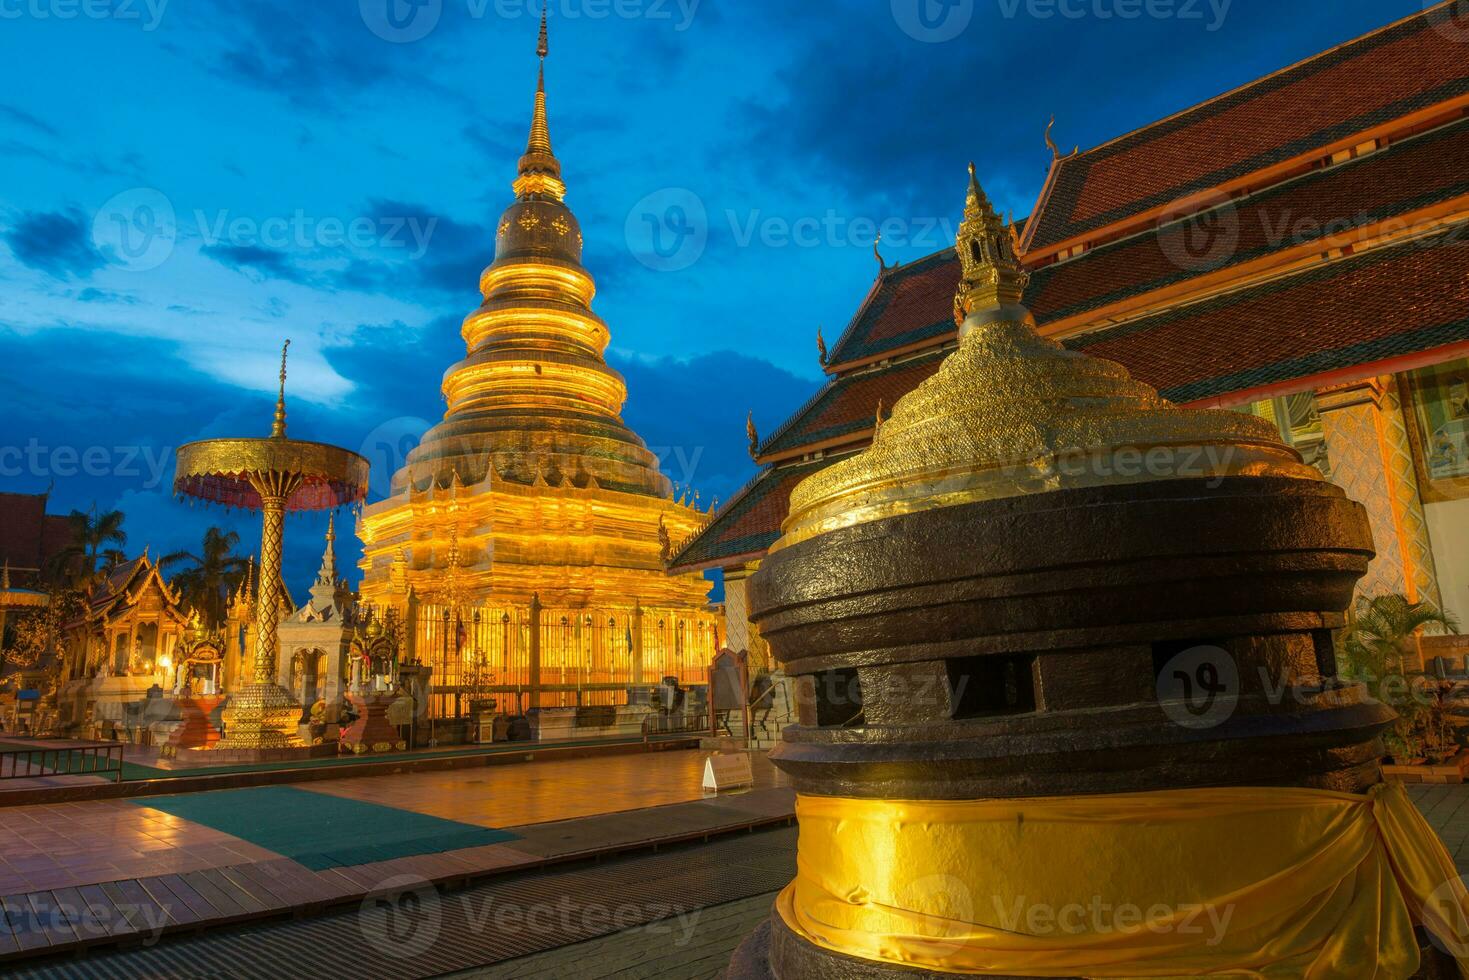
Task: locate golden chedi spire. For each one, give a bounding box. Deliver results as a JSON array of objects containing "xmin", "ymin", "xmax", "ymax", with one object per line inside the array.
[
  {"xmin": 515, "ymin": 3, "xmax": 564, "ymax": 201},
  {"xmin": 393, "ymin": 7, "xmax": 670, "ymax": 500},
  {"xmin": 775, "ymin": 165, "xmax": 1321, "ymax": 551}
]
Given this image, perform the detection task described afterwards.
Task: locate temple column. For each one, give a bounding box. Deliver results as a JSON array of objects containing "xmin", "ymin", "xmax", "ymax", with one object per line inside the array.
[
  {"xmin": 528, "ymin": 592, "xmax": 543, "ymax": 707},
  {"xmin": 1316, "ymin": 377, "xmax": 1441, "ymax": 608},
  {"xmin": 631, "ymin": 601, "xmax": 644, "ymax": 686}
]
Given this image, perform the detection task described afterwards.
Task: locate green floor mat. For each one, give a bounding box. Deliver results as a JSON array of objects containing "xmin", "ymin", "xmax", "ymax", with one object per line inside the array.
[{"xmin": 132, "ymin": 785, "xmax": 518, "ymax": 870}]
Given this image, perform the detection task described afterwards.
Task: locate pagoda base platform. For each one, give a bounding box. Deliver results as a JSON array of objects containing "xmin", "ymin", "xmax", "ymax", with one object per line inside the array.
[{"xmin": 174, "ymin": 742, "xmax": 338, "ymax": 765}]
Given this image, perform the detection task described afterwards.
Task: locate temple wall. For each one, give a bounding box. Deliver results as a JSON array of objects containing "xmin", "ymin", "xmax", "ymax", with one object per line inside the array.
[{"xmin": 1427, "ymin": 498, "xmax": 1469, "ymax": 628}]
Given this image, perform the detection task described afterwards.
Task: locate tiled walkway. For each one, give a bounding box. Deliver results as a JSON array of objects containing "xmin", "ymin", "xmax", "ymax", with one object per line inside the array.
[
  {"xmin": 0, "ymin": 749, "xmax": 794, "ymax": 964},
  {"xmin": 304, "ymin": 750, "xmax": 787, "ymax": 828}
]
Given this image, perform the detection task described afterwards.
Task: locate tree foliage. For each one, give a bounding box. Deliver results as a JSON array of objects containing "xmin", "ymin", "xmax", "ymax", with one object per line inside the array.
[{"xmin": 159, "ymin": 527, "xmax": 250, "ymax": 627}]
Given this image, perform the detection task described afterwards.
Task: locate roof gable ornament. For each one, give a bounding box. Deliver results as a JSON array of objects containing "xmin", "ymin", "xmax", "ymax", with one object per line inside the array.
[
  {"xmin": 873, "ymin": 232, "xmax": 889, "ymax": 277},
  {"xmin": 817, "ymin": 325, "xmax": 828, "ymax": 366},
  {"xmin": 1045, "ymin": 114, "xmax": 1060, "ymax": 162},
  {"xmin": 747, "ymin": 411, "xmax": 760, "ymax": 461}
]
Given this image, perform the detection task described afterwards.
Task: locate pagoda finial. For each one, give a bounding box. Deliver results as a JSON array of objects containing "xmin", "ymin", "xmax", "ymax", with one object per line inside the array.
[
  {"xmin": 271, "ymin": 339, "xmax": 291, "ymax": 439},
  {"xmin": 955, "ymin": 163, "xmax": 1030, "ymax": 329},
  {"xmin": 516, "ymin": 2, "xmax": 564, "ymax": 200}
]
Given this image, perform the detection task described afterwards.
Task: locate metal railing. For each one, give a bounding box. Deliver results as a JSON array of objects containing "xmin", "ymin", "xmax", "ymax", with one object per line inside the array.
[{"xmin": 0, "ymin": 740, "xmax": 124, "ymax": 783}]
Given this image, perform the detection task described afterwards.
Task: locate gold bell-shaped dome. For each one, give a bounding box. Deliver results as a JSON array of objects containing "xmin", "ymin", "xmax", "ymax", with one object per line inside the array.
[{"xmin": 776, "ymin": 165, "xmax": 1319, "ymax": 551}]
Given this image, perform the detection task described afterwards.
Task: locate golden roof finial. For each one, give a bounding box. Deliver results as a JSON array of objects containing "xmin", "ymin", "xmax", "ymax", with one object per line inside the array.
[
  {"xmin": 658, "ymin": 515, "xmax": 672, "ymax": 565},
  {"xmin": 955, "ymin": 163, "xmax": 1029, "ymax": 328},
  {"xmin": 271, "ymin": 339, "xmax": 291, "ymax": 439},
  {"xmin": 769, "ymin": 164, "xmax": 1321, "ymax": 550},
  {"xmin": 747, "ymin": 411, "xmax": 760, "ymax": 460},
  {"xmin": 1044, "ymin": 115, "xmax": 1060, "ymax": 161},
  {"xmin": 326, "ymin": 511, "xmax": 336, "ymax": 544},
  {"xmin": 816, "ymin": 325, "xmax": 828, "ymax": 366},
  {"xmin": 873, "ymin": 232, "xmax": 888, "ymax": 276},
  {"xmin": 516, "ymin": 2, "xmax": 564, "ymax": 201}
]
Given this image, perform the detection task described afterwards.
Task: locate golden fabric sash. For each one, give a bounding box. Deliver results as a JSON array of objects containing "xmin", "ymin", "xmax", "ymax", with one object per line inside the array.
[{"xmin": 776, "ymin": 783, "xmax": 1469, "ymax": 978}]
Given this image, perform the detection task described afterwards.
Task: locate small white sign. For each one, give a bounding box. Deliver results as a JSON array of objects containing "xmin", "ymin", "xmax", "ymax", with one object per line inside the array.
[{"xmin": 703, "ymin": 751, "xmax": 754, "ymax": 792}]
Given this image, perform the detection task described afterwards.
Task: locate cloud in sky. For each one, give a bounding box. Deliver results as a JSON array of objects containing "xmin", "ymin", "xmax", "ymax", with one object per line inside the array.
[{"xmin": 4, "ymin": 208, "xmax": 109, "ymax": 279}]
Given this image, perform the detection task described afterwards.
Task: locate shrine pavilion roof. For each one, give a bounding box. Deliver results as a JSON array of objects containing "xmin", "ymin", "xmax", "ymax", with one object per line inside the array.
[
  {"xmin": 668, "ymin": 456, "xmax": 837, "ymax": 573},
  {"xmin": 824, "ymin": 250, "xmax": 960, "ymax": 368},
  {"xmin": 1070, "ymin": 225, "xmax": 1469, "ymax": 406},
  {"xmin": 757, "ymin": 347, "xmax": 952, "ymax": 461},
  {"xmin": 1023, "ymin": 2, "xmax": 1469, "ymax": 254}
]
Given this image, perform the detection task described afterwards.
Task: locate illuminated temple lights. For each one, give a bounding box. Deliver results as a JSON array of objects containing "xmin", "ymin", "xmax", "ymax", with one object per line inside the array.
[{"xmin": 357, "ymin": 9, "xmax": 717, "ymax": 713}]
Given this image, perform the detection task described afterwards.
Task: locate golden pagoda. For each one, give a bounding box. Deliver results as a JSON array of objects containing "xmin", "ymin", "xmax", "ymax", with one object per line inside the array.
[{"xmin": 358, "ymin": 11, "xmax": 717, "ymax": 712}]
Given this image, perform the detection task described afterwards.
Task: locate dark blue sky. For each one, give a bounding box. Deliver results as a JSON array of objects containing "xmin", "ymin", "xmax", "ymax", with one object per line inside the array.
[{"xmin": 0, "ymin": 0, "xmax": 1429, "ymax": 593}]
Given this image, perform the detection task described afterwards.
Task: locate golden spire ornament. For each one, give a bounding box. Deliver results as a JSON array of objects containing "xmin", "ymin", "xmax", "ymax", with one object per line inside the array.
[
  {"xmin": 747, "ymin": 411, "xmax": 760, "ymax": 460},
  {"xmin": 816, "ymin": 326, "xmax": 828, "ymax": 366},
  {"xmin": 777, "ymin": 165, "xmax": 1319, "ymax": 551}
]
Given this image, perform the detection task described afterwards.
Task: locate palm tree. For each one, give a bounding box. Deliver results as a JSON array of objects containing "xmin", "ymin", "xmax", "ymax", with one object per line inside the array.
[
  {"xmin": 98, "ymin": 550, "xmax": 129, "ymax": 577},
  {"xmin": 1338, "ymin": 594, "xmax": 1460, "ymax": 762},
  {"xmin": 159, "ymin": 527, "xmax": 250, "ymax": 627},
  {"xmin": 52, "ymin": 507, "xmax": 127, "ymax": 589},
  {"xmin": 1338, "ymin": 594, "xmax": 1458, "ymax": 680}
]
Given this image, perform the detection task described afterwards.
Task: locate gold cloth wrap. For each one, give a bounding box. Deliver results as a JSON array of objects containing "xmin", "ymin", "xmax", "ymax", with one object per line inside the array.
[{"xmin": 776, "ymin": 785, "xmax": 1469, "ymax": 978}]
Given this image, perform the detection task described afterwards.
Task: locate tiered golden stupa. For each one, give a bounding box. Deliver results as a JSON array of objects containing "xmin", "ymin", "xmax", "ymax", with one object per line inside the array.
[{"xmin": 359, "ymin": 12, "xmax": 712, "ymax": 616}]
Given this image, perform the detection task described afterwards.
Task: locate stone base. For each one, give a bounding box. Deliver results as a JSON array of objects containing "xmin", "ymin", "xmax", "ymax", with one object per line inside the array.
[
  {"xmin": 338, "ymin": 692, "xmax": 407, "ymax": 756},
  {"xmin": 529, "ymin": 705, "xmax": 654, "ymax": 742},
  {"xmin": 157, "ymin": 696, "xmax": 226, "ymax": 758},
  {"xmin": 175, "ymin": 742, "xmax": 338, "ymax": 765}
]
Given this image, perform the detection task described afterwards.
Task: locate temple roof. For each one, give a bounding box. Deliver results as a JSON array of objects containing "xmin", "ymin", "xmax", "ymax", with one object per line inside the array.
[
  {"xmin": 825, "ymin": 250, "xmax": 959, "ymax": 369},
  {"xmin": 1070, "ymin": 226, "xmax": 1469, "ymax": 405},
  {"xmin": 668, "ymin": 457, "xmax": 837, "ymax": 572},
  {"xmin": 758, "ymin": 347, "xmax": 951, "ymax": 460},
  {"xmin": 1030, "ymin": 115, "xmax": 1469, "ymax": 326},
  {"xmin": 826, "ymin": 114, "xmax": 1469, "ymax": 373},
  {"xmin": 1024, "ymin": 2, "xmax": 1469, "ymax": 254}
]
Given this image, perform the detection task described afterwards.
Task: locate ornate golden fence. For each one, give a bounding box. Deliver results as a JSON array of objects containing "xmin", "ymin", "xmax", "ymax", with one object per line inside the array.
[{"xmin": 407, "ymin": 601, "xmax": 720, "ymax": 718}]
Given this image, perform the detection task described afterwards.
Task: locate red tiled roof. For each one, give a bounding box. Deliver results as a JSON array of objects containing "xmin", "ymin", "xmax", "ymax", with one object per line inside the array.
[
  {"xmin": 1028, "ymin": 116, "xmax": 1469, "ymax": 323},
  {"xmin": 1026, "ymin": 3, "xmax": 1469, "ymax": 252},
  {"xmin": 758, "ymin": 348, "xmax": 951, "ymax": 459},
  {"xmin": 667, "ymin": 457, "xmax": 838, "ymax": 572},
  {"xmin": 1070, "ymin": 228, "xmax": 1469, "ymax": 403},
  {"xmin": 825, "ymin": 250, "xmax": 959, "ymax": 367}
]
